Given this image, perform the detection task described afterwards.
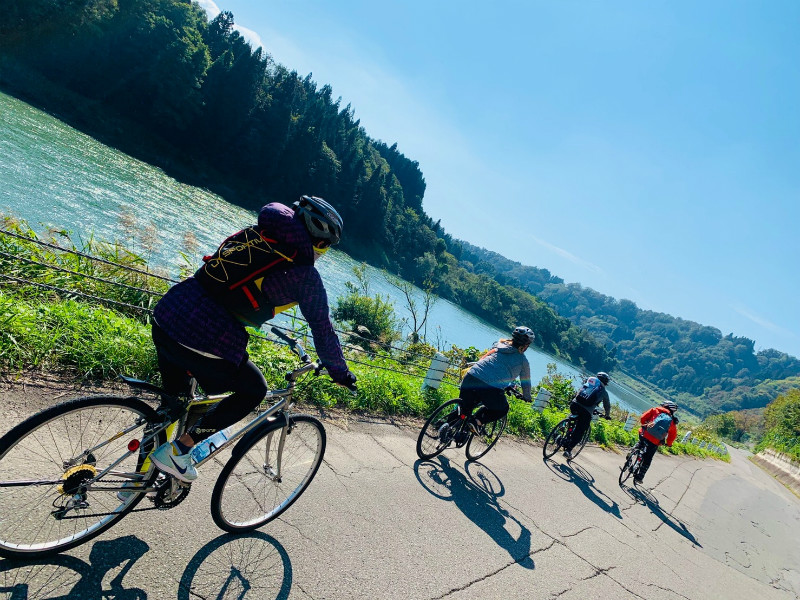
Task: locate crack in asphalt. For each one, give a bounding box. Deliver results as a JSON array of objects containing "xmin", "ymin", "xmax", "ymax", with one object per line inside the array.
[
  {"xmin": 561, "ymin": 526, "xmax": 593, "ymax": 538},
  {"xmin": 429, "ymin": 539, "xmax": 557, "ymax": 599},
  {"xmin": 580, "ymin": 565, "xmax": 616, "ymax": 581},
  {"xmin": 277, "ymin": 516, "xmax": 315, "ymax": 543},
  {"xmin": 294, "ymin": 581, "xmax": 316, "ymax": 599},
  {"xmin": 367, "ymin": 432, "xmax": 416, "ymax": 469},
  {"xmin": 647, "ymin": 582, "xmax": 692, "ymax": 600}
]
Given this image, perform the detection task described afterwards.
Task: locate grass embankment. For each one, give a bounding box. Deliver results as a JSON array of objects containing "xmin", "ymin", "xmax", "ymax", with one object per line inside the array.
[{"xmin": 0, "ymin": 217, "xmax": 728, "ymax": 460}]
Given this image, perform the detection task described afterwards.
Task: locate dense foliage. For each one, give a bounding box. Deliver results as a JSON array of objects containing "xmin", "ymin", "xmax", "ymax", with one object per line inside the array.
[
  {"xmin": 458, "ymin": 242, "xmax": 800, "ymax": 417},
  {"xmin": 0, "ymin": 0, "xmax": 614, "ymax": 372},
  {"xmin": 754, "ymin": 390, "xmax": 800, "ymax": 461}
]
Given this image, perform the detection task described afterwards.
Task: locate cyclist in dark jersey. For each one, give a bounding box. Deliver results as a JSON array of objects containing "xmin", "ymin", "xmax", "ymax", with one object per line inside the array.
[
  {"xmin": 150, "ymin": 196, "xmax": 356, "ymax": 482},
  {"xmin": 562, "ymin": 372, "xmax": 611, "ymax": 460}
]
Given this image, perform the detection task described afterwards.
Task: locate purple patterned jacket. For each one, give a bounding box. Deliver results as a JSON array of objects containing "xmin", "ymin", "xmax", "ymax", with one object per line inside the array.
[{"xmin": 153, "ymin": 203, "xmax": 351, "ymax": 381}]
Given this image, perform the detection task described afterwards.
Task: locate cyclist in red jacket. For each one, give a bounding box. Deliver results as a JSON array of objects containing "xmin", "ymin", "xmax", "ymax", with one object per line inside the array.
[{"xmin": 635, "ymin": 401, "xmax": 679, "ymax": 484}]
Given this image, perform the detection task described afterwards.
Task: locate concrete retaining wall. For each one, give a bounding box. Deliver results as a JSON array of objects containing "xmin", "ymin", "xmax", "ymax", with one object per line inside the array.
[{"xmin": 751, "ymin": 448, "xmax": 800, "ymax": 497}]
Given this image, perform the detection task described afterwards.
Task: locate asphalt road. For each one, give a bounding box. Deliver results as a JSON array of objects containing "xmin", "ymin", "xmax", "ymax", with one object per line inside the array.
[{"xmin": 0, "ymin": 382, "xmax": 799, "ymax": 599}]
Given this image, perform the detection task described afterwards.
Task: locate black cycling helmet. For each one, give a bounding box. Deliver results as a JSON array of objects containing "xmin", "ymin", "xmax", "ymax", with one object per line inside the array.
[
  {"xmin": 661, "ymin": 400, "xmax": 678, "ymax": 413},
  {"xmin": 596, "ymin": 372, "xmax": 610, "ymax": 385},
  {"xmin": 511, "ymin": 326, "xmax": 535, "ymax": 346},
  {"xmin": 293, "ymin": 195, "xmax": 344, "ymax": 246}
]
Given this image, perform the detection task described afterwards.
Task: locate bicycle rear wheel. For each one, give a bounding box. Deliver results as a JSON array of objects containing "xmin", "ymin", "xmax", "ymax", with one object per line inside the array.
[
  {"xmin": 570, "ymin": 423, "xmax": 592, "ymax": 459},
  {"xmin": 542, "ymin": 418, "xmax": 570, "ymax": 459},
  {"xmin": 416, "ymin": 400, "xmax": 461, "ymax": 460},
  {"xmin": 465, "ymin": 416, "xmax": 506, "ymax": 461},
  {"xmin": 0, "ymin": 396, "xmax": 165, "ymax": 558},
  {"xmin": 211, "ymin": 414, "xmax": 326, "ymax": 533}
]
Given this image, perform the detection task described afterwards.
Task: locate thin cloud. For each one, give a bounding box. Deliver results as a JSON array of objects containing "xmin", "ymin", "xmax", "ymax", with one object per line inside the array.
[
  {"xmin": 532, "ymin": 236, "xmax": 606, "ymax": 277},
  {"xmin": 194, "ymin": 0, "xmax": 263, "ymax": 49},
  {"xmin": 731, "ymin": 304, "xmax": 796, "ymax": 338}
]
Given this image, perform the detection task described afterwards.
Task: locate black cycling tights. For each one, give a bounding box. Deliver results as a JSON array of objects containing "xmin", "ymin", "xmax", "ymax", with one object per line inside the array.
[
  {"xmin": 563, "ymin": 401, "xmax": 593, "ymax": 452},
  {"xmin": 459, "ymin": 374, "xmax": 508, "ymax": 424},
  {"xmin": 152, "ymin": 324, "xmax": 268, "ymax": 442},
  {"xmin": 636, "ymin": 434, "xmax": 660, "ymax": 479}
]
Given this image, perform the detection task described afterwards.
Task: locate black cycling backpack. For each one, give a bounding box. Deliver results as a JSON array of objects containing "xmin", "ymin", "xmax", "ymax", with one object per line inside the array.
[
  {"xmin": 194, "ymin": 226, "xmax": 312, "ymax": 326},
  {"xmin": 575, "ymin": 376, "xmax": 603, "ymax": 407}
]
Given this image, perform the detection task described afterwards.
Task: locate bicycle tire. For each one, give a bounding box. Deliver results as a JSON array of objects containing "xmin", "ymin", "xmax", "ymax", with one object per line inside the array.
[
  {"xmin": 416, "ymin": 400, "xmax": 461, "ymax": 460},
  {"xmin": 543, "ymin": 418, "xmax": 570, "ymax": 459},
  {"xmin": 570, "ymin": 422, "xmax": 593, "ymax": 459},
  {"xmin": 619, "ymin": 448, "xmax": 638, "ymax": 486},
  {"xmin": 0, "ymin": 396, "xmax": 165, "ymax": 558},
  {"xmin": 210, "ymin": 414, "xmax": 326, "ymax": 533},
  {"xmin": 465, "ymin": 416, "xmax": 506, "ymax": 461}
]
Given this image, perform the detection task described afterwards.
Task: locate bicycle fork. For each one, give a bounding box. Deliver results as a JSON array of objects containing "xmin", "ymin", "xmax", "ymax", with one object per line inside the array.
[{"xmin": 262, "ymin": 421, "xmax": 290, "ymax": 483}]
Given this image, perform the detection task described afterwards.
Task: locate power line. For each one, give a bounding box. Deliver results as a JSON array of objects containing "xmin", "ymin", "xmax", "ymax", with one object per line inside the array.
[
  {"xmin": 0, "ymin": 273, "xmax": 156, "ymax": 313},
  {"xmin": 0, "ymin": 229, "xmax": 178, "ymax": 283},
  {"xmin": 0, "ymin": 250, "xmax": 165, "ymax": 297}
]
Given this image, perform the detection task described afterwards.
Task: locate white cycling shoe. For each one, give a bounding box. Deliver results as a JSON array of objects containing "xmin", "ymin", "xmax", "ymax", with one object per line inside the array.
[{"xmin": 150, "ymin": 442, "xmax": 198, "ymax": 482}]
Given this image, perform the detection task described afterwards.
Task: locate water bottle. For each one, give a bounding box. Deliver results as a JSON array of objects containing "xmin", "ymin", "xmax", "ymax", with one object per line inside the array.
[{"xmin": 190, "ymin": 426, "xmax": 234, "ymax": 464}]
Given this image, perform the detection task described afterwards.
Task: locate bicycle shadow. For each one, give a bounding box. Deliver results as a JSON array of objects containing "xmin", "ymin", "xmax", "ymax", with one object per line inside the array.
[
  {"xmin": 624, "ymin": 485, "xmax": 703, "ymax": 547},
  {"xmin": 178, "ymin": 532, "xmax": 292, "ymax": 600},
  {"xmin": 0, "ymin": 534, "xmax": 149, "ymax": 599},
  {"xmin": 544, "ymin": 459, "xmax": 622, "ymax": 520},
  {"xmin": 414, "ymin": 456, "xmax": 534, "ymax": 569}
]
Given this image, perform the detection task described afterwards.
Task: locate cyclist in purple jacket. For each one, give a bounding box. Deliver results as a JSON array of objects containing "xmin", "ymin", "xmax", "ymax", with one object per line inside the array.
[{"xmin": 150, "ymin": 196, "xmax": 356, "ymax": 482}]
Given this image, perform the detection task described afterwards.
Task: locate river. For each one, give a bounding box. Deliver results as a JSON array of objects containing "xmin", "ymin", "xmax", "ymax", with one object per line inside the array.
[{"xmin": 0, "ymin": 90, "xmax": 651, "ymax": 412}]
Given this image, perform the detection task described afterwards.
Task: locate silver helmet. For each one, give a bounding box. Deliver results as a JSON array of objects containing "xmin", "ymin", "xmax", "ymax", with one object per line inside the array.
[
  {"xmin": 293, "ymin": 195, "xmax": 344, "ymax": 246},
  {"xmin": 661, "ymin": 401, "xmax": 678, "ymax": 413},
  {"xmin": 511, "ymin": 326, "xmax": 535, "ymax": 346}
]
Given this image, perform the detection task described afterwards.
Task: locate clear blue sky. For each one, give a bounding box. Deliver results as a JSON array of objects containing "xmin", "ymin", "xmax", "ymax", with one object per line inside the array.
[{"xmin": 199, "ymin": 0, "xmax": 800, "ymax": 359}]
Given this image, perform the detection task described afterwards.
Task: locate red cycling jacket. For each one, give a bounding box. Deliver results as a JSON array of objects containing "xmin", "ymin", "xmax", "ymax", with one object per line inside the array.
[{"xmin": 639, "ymin": 406, "xmax": 678, "ymax": 446}]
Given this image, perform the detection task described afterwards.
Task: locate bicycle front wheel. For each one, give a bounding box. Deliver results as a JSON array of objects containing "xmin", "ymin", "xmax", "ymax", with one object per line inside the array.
[
  {"xmin": 465, "ymin": 416, "xmax": 506, "ymax": 461},
  {"xmin": 0, "ymin": 396, "xmax": 164, "ymax": 558},
  {"xmin": 543, "ymin": 418, "xmax": 570, "ymax": 459},
  {"xmin": 619, "ymin": 449, "xmax": 637, "ymax": 486},
  {"xmin": 210, "ymin": 414, "xmax": 326, "ymax": 533},
  {"xmin": 416, "ymin": 400, "xmax": 461, "ymax": 460}
]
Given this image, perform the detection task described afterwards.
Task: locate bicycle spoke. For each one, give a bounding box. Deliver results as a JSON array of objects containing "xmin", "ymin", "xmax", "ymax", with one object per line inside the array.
[
  {"xmin": 416, "ymin": 400, "xmax": 461, "ymax": 460},
  {"xmin": 211, "ymin": 415, "xmax": 326, "ymax": 532},
  {"xmin": 466, "ymin": 417, "xmax": 506, "ymax": 461},
  {"xmin": 0, "ymin": 397, "xmax": 164, "ymax": 558}
]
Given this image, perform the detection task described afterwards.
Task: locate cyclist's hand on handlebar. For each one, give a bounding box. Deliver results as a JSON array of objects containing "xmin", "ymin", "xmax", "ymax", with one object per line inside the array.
[{"xmin": 332, "ymin": 370, "xmax": 358, "ymax": 393}]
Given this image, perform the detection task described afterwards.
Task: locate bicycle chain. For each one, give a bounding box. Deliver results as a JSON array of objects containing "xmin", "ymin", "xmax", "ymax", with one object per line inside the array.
[{"xmin": 76, "ymin": 478, "xmax": 191, "ymax": 511}]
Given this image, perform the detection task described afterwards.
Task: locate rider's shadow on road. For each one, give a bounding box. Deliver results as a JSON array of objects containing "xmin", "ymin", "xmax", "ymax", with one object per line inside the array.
[
  {"xmin": 0, "ymin": 535, "xmax": 149, "ymax": 599},
  {"xmin": 624, "ymin": 486, "xmax": 703, "ymax": 547},
  {"xmin": 414, "ymin": 456, "xmax": 534, "ymax": 570},
  {"xmin": 178, "ymin": 531, "xmax": 293, "ymax": 600},
  {"xmin": 545, "ymin": 459, "xmax": 622, "ymax": 520}
]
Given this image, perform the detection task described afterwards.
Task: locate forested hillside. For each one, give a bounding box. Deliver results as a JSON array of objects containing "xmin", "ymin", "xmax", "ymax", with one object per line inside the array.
[
  {"xmin": 459, "ymin": 242, "xmax": 800, "ymax": 416},
  {"xmin": 0, "ymin": 0, "xmax": 613, "ymax": 371}
]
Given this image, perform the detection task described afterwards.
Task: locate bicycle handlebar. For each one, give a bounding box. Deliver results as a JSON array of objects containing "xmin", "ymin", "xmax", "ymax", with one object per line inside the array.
[
  {"xmin": 503, "ymin": 385, "xmax": 527, "ymax": 401},
  {"xmin": 272, "ymin": 326, "xmax": 357, "ymax": 394}
]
